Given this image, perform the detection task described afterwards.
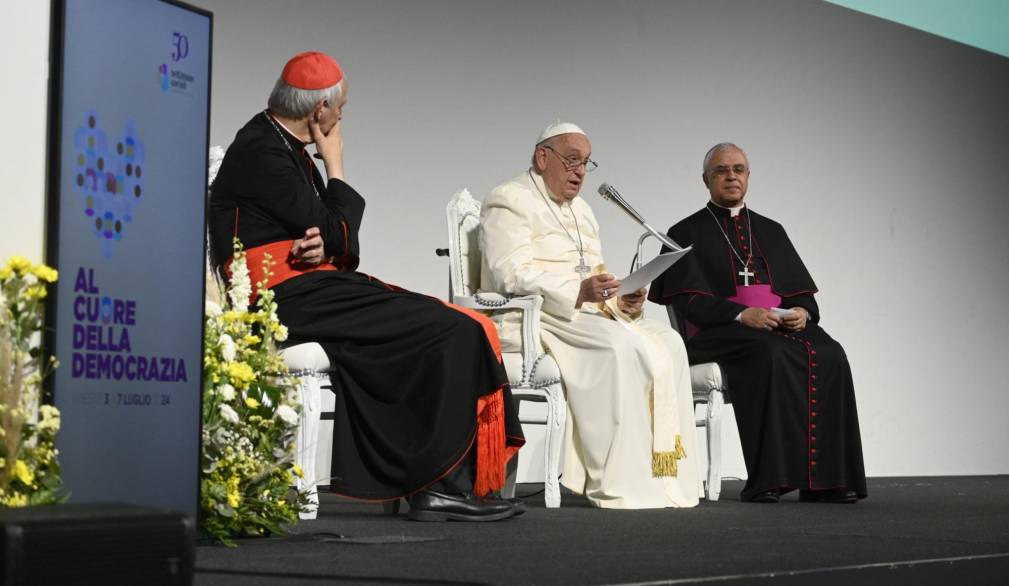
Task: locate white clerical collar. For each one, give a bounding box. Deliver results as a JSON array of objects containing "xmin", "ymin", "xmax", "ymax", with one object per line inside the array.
[
  {"xmin": 528, "ymin": 168, "xmax": 574, "ymax": 208},
  {"xmin": 269, "ymin": 113, "xmax": 308, "ymax": 145},
  {"xmin": 710, "ymin": 199, "xmax": 745, "ymax": 217}
]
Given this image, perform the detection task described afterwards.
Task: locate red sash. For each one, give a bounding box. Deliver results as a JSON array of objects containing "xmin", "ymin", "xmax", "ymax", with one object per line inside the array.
[{"xmin": 223, "ymin": 240, "xmax": 350, "ymax": 304}]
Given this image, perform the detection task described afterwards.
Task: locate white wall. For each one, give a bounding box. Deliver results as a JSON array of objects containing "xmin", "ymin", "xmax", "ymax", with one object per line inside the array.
[
  {"xmin": 0, "ymin": 2, "xmax": 50, "ymax": 263},
  {"xmin": 6, "ymin": 0, "xmax": 1009, "ymax": 477}
]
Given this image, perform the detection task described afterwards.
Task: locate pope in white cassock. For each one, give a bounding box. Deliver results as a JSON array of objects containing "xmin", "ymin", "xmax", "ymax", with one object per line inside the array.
[{"xmin": 479, "ymin": 122, "xmax": 702, "ymax": 509}]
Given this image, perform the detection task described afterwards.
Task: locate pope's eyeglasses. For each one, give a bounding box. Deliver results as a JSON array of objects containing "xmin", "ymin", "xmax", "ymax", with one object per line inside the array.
[{"xmin": 543, "ymin": 145, "xmax": 598, "ymax": 173}]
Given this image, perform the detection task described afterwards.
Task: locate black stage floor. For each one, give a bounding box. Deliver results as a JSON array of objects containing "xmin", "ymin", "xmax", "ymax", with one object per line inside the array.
[{"xmin": 195, "ymin": 476, "xmax": 1009, "ymax": 585}]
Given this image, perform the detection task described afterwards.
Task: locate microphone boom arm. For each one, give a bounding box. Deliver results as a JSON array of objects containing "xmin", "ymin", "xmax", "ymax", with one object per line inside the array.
[{"xmin": 598, "ymin": 183, "xmax": 685, "ymax": 252}]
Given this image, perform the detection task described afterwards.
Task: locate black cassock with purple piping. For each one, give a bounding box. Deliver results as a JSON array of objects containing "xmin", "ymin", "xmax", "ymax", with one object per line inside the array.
[{"xmin": 649, "ymin": 202, "xmax": 866, "ymax": 501}]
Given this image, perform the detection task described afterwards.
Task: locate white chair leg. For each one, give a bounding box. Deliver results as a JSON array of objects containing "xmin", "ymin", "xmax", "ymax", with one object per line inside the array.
[
  {"xmin": 502, "ymin": 453, "xmax": 518, "ymax": 499},
  {"xmin": 295, "ymin": 374, "xmax": 322, "ymax": 520},
  {"xmin": 705, "ymin": 389, "xmax": 724, "ymax": 502},
  {"xmin": 543, "ymin": 384, "xmax": 566, "ymax": 508}
]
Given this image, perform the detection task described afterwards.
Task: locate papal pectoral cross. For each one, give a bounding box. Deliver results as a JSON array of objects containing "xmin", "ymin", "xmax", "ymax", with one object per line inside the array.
[
  {"xmin": 738, "ymin": 266, "xmax": 755, "ymax": 287},
  {"xmin": 575, "ymin": 256, "xmax": 592, "ymax": 278}
]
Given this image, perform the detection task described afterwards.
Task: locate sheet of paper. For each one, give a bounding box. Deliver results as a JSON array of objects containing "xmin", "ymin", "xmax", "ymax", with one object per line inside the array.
[
  {"xmin": 617, "ymin": 247, "xmax": 692, "ymax": 296},
  {"xmin": 771, "ymin": 307, "xmax": 796, "ymax": 318}
]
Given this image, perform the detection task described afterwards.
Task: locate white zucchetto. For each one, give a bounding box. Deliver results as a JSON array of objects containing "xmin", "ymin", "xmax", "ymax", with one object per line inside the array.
[{"xmin": 536, "ymin": 121, "xmax": 586, "ymax": 145}]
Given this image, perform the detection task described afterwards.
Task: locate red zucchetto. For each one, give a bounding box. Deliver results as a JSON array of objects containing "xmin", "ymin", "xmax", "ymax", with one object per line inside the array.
[{"xmin": 281, "ymin": 51, "xmax": 344, "ymax": 90}]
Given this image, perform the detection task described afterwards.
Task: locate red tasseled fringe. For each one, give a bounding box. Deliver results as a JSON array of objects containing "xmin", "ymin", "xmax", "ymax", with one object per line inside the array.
[{"xmin": 445, "ymin": 303, "xmax": 517, "ymax": 496}]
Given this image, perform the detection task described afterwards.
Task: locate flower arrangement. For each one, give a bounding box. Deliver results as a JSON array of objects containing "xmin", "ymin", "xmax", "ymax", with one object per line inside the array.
[
  {"xmin": 0, "ymin": 256, "xmax": 64, "ymax": 507},
  {"xmin": 201, "ymin": 240, "xmax": 307, "ymax": 545}
]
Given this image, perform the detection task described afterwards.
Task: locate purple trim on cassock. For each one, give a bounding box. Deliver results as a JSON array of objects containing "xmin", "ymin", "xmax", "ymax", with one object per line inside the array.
[{"xmin": 727, "ymin": 284, "xmax": 782, "ymax": 309}]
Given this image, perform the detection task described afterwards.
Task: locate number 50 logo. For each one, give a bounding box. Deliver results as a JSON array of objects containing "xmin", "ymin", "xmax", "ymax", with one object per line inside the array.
[{"xmin": 172, "ymin": 32, "xmax": 189, "ymax": 62}]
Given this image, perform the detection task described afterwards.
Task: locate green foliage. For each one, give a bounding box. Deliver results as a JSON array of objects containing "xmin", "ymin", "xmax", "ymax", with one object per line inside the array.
[{"xmin": 200, "ymin": 241, "xmax": 308, "ymax": 546}]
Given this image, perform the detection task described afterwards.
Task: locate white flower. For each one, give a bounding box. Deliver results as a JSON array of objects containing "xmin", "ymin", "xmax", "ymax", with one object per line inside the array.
[
  {"xmin": 205, "ymin": 299, "xmax": 222, "ymax": 318},
  {"xmin": 218, "ymin": 383, "xmax": 236, "ymax": 401},
  {"xmin": 228, "ymin": 256, "xmax": 252, "ymax": 309},
  {"xmin": 208, "ymin": 146, "xmax": 226, "ymax": 184},
  {"xmin": 37, "ymin": 405, "xmax": 61, "ymax": 432},
  {"xmin": 220, "ymin": 334, "xmax": 236, "ymax": 362},
  {"xmin": 219, "ymin": 403, "xmax": 240, "ymax": 424},
  {"xmin": 275, "ymin": 324, "xmax": 288, "ymax": 342},
  {"xmin": 275, "ymin": 405, "xmax": 299, "ymax": 427}
]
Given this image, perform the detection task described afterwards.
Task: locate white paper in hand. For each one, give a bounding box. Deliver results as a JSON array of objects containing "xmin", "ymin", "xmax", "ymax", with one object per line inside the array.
[{"xmin": 616, "ymin": 247, "xmax": 692, "ymax": 296}]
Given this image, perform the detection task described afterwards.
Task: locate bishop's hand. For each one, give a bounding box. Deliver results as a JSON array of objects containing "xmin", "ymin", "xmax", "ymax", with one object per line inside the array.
[
  {"xmin": 740, "ymin": 307, "xmax": 782, "ymax": 331},
  {"xmin": 576, "ymin": 273, "xmax": 619, "ymax": 308},
  {"xmin": 779, "ymin": 307, "xmax": 809, "ymax": 332}
]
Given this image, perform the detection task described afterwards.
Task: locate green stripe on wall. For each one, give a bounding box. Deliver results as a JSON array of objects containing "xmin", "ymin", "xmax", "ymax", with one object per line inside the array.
[{"xmin": 825, "ymin": 0, "xmax": 1009, "ymax": 59}]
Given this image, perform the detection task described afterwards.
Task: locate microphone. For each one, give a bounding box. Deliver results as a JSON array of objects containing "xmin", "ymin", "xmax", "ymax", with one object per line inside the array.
[{"xmin": 596, "ymin": 183, "xmax": 684, "ymax": 252}]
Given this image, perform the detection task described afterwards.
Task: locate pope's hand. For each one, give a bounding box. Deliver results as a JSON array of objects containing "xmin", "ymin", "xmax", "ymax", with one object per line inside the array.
[
  {"xmin": 576, "ymin": 274, "xmax": 620, "ymax": 308},
  {"xmin": 740, "ymin": 307, "xmax": 782, "ymax": 331},
  {"xmin": 290, "ymin": 226, "xmax": 325, "ymax": 266},
  {"xmin": 309, "ymin": 117, "xmax": 345, "ymax": 181},
  {"xmin": 618, "ymin": 288, "xmax": 646, "ymax": 313}
]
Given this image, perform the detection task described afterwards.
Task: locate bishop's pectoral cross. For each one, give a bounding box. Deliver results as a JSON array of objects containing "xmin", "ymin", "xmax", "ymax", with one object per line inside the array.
[
  {"xmin": 738, "ymin": 266, "xmax": 755, "ymax": 287},
  {"xmin": 576, "ymin": 256, "xmax": 592, "ymax": 278}
]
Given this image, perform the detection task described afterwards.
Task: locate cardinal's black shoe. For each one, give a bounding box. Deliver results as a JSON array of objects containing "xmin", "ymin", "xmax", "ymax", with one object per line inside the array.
[
  {"xmin": 407, "ymin": 490, "xmax": 517, "ymax": 522},
  {"xmin": 799, "ymin": 488, "xmax": 858, "ymax": 504}
]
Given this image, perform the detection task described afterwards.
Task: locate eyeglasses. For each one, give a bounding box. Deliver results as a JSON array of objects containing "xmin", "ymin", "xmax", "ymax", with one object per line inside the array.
[
  {"xmin": 543, "ymin": 145, "xmax": 598, "ymax": 173},
  {"xmin": 711, "ymin": 164, "xmax": 749, "ymax": 177}
]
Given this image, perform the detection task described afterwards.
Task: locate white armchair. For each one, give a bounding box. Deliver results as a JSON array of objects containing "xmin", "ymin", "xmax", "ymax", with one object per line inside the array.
[
  {"xmin": 443, "ymin": 189, "xmax": 566, "ymax": 508},
  {"xmin": 635, "ymin": 231, "xmax": 730, "ymax": 501}
]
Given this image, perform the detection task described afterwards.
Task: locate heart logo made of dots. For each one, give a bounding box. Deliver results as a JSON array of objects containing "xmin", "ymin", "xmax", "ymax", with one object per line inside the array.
[{"xmin": 73, "ymin": 111, "xmax": 146, "ymax": 258}]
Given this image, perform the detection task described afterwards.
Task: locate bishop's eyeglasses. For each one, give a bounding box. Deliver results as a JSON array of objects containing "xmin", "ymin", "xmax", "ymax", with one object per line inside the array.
[
  {"xmin": 711, "ymin": 164, "xmax": 749, "ymax": 177},
  {"xmin": 543, "ymin": 145, "xmax": 598, "ymax": 173}
]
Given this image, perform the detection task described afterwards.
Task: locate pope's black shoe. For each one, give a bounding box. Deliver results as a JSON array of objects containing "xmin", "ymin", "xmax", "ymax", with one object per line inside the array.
[
  {"xmin": 407, "ymin": 490, "xmax": 518, "ymax": 522},
  {"xmin": 799, "ymin": 488, "xmax": 858, "ymax": 504}
]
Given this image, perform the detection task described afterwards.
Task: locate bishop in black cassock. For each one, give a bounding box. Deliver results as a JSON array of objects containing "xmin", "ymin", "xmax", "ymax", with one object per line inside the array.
[
  {"xmin": 209, "ymin": 52, "xmax": 523, "ymax": 521},
  {"xmin": 649, "ymin": 143, "xmax": 866, "ymax": 503}
]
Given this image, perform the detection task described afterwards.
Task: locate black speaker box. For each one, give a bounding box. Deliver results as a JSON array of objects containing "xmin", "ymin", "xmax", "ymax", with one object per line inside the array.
[{"xmin": 0, "ymin": 503, "xmax": 194, "ymax": 586}]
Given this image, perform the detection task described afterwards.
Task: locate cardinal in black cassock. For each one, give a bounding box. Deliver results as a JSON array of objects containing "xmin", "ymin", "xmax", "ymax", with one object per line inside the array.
[
  {"xmin": 209, "ymin": 52, "xmax": 523, "ymax": 521},
  {"xmin": 649, "ymin": 143, "xmax": 866, "ymax": 503}
]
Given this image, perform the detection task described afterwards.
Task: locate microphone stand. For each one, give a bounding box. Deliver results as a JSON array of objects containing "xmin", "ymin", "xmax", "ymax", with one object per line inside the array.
[{"xmin": 597, "ymin": 184, "xmax": 685, "ymax": 252}]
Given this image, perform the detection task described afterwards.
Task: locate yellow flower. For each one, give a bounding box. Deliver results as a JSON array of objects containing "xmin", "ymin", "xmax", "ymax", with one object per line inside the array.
[
  {"xmin": 23, "ymin": 285, "xmax": 47, "ymax": 300},
  {"xmin": 30, "ymin": 264, "xmax": 58, "ymax": 283},
  {"xmin": 245, "ymin": 397, "xmax": 260, "ymax": 409},
  {"xmin": 3, "ymin": 492, "xmax": 28, "ymax": 507},
  {"xmin": 13, "ymin": 460, "xmax": 35, "ymax": 486},
  {"xmin": 5, "ymin": 256, "xmax": 31, "ymax": 275},
  {"xmin": 225, "ymin": 361, "xmax": 256, "ymax": 390},
  {"xmin": 0, "ymin": 266, "xmax": 11, "ymax": 280},
  {"xmin": 222, "ymin": 310, "xmax": 242, "ymax": 323},
  {"xmin": 242, "ymin": 334, "xmax": 261, "ymax": 346},
  {"xmin": 226, "ymin": 475, "xmax": 241, "ymax": 508},
  {"xmin": 292, "ymin": 463, "xmax": 304, "ymax": 479}
]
